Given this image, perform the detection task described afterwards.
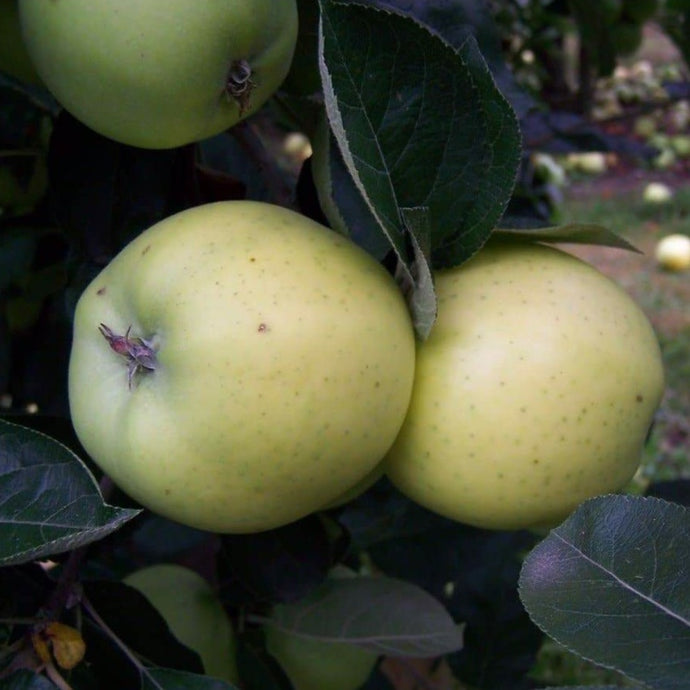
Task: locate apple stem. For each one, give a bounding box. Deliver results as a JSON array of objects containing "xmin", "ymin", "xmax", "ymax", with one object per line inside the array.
[{"xmin": 99, "ymin": 323, "xmax": 157, "ymax": 390}]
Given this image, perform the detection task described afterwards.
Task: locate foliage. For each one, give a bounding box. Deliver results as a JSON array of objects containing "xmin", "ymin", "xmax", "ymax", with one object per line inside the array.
[{"xmin": 1, "ymin": 1, "xmax": 689, "ymax": 690}]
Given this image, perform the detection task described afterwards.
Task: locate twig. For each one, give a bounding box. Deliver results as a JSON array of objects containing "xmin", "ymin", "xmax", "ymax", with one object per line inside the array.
[{"xmin": 81, "ymin": 595, "xmax": 164, "ymax": 690}]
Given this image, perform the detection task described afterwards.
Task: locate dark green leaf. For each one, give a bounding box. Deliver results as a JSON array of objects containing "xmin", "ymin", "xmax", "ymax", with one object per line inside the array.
[
  {"xmin": 0, "ymin": 228, "xmax": 36, "ymax": 292},
  {"xmin": 0, "ymin": 418, "xmax": 140, "ymax": 565},
  {"xmin": 82, "ymin": 581, "xmax": 205, "ymax": 678},
  {"xmin": 0, "ymin": 670, "xmax": 58, "ymax": 690},
  {"xmin": 519, "ymin": 495, "xmax": 690, "ymax": 690},
  {"xmin": 141, "ymin": 668, "xmax": 238, "ymax": 690},
  {"xmin": 235, "ymin": 633, "xmax": 294, "ymax": 690},
  {"xmin": 264, "ymin": 574, "xmax": 463, "ymax": 657},
  {"xmin": 350, "ymin": 0, "xmax": 535, "ymax": 120},
  {"xmin": 218, "ymin": 514, "xmax": 335, "ymax": 605},
  {"xmin": 494, "ymin": 223, "xmax": 640, "ymax": 252},
  {"xmin": 319, "ymin": 0, "xmax": 520, "ymax": 333}
]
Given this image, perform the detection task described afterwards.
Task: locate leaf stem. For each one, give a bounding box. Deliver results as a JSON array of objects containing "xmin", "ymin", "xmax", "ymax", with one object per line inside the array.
[{"xmin": 81, "ymin": 595, "xmax": 164, "ymax": 690}]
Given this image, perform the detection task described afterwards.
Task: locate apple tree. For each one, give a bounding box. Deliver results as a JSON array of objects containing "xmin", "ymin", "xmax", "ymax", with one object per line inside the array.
[{"xmin": 1, "ymin": 2, "xmax": 689, "ymax": 690}]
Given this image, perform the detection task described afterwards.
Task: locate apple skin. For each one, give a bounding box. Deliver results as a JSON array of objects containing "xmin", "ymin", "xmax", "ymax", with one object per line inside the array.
[
  {"xmin": 0, "ymin": 0, "xmax": 42, "ymax": 85},
  {"xmin": 385, "ymin": 240, "xmax": 664, "ymax": 531},
  {"xmin": 655, "ymin": 234, "xmax": 690, "ymax": 272},
  {"xmin": 124, "ymin": 564, "xmax": 238, "ymax": 683},
  {"xmin": 265, "ymin": 628, "xmax": 378, "ymax": 690},
  {"xmin": 68, "ymin": 201, "xmax": 415, "ymax": 533},
  {"xmin": 18, "ymin": 0, "xmax": 298, "ymax": 149}
]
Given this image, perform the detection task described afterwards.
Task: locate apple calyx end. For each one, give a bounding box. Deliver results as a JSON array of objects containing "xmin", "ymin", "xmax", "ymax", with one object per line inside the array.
[
  {"xmin": 226, "ymin": 59, "xmax": 254, "ymax": 114},
  {"xmin": 99, "ymin": 323, "xmax": 157, "ymax": 390}
]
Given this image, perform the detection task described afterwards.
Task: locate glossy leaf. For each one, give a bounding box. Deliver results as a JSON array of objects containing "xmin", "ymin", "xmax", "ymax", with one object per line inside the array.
[
  {"xmin": 264, "ymin": 574, "xmax": 463, "ymax": 657},
  {"xmin": 494, "ymin": 224, "xmax": 640, "ymax": 252},
  {"xmin": 318, "ymin": 0, "xmax": 520, "ymax": 331},
  {"xmin": 0, "ymin": 670, "xmax": 59, "ymax": 690},
  {"xmin": 519, "ymin": 495, "xmax": 690, "ymax": 690},
  {"xmin": 141, "ymin": 669, "xmax": 238, "ymax": 690},
  {"xmin": 0, "ymin": 418, "xmax": 140, "ymax": 565}
]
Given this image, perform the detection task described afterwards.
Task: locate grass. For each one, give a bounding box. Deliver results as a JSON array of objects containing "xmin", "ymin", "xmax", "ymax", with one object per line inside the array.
[{"xmin": 558, "ymin": 181, "xmax": 690, "ymax": 485}]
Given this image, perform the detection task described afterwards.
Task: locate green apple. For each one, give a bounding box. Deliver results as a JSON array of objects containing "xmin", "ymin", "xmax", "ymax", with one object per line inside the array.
[
  {"xmin": 385, "ymin": 240, "xmax": 664, "ymax": 530},
  {"xmin": 264, "ymin": 569, "xmax": 378, "ymax": 690},
  {"xmin": 68, "ymin": 201, "xmax": 415, "ymax": 533},
  {"xmin": 265, "ymin": 628, "xmax": 378, "ymax": 690},
  {"xmin": 612, "ymin": 22, "xmax": 644, "ymax": 57},
  {"xmin": 18, "ymin": 0, "xmax": 298, "ymax": 149},
  {"xmin": 0, "ymin": 0, "xmax": 41, "ymax": 85},
  {"xmin": 655, "ymin": 234, "xmax": 690, "ymax": 272},
  {"xmin": 564, "ymin": 152, "xmax": 607, "ymax": 175},
  {"xmin": 642, "ymin": 182, "xmax": 673, "ymax": 204},
  {"xmin": 124, "ymin": 564, "xmax": 238, "ymax": 683},
  {"xmin": 622, "ymin": 0, "xmax": 658, "ymax": 24}
]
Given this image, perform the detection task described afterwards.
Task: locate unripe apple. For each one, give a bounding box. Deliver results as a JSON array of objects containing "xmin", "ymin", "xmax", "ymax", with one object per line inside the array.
[
  {"xmin": 18, "ymin": 0, "xmax": 298, "ymax": 149},
  {"xmin": 124, "ymin": 564, "xmax": 238, "ymax": 683},
  {"xmin": 68, "ymin": 201, "xmax": 415, "ymax": 533},
  {"xmin": 264, "ymin": 568, "xmax": 378, "ymax": 690},
  {"xmin": 655, "ymin": 234, "xmax": 690, "ymax": 272},
  {"xmin": 642, "ymin": 182, "xmax": 673, "ymax": 204},
  {"xmin": 0, "ymin": 0, "xmax": 41, "ymax": 85},
  {"xmin": 265, "ymin": 628, "xmax": 378, "ymax": 690},
  {"xmin": 385, "ymin": 240, "xmax": 664, "ymax": 530}
]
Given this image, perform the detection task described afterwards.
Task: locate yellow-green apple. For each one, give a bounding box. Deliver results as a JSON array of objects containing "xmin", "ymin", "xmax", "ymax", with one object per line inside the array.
[
  {"xmin": 655, "ymin": 234, "xmax": 690, "ymax": 271},
  {"xmin": 124, "ymin": 564, "xmax": 238, "ymax": 683},
  {"xmin": 18, "ymin": 0, "xmax": 298, "ymax": 148},
  {"xmin": 68, "ymin": 201, "xmax": 415, "ymax": 533},
  {"xmin": 385, "ymin": 240, "xmax": 664, "ymax": 530},
  {"xmin": 264, "ymin": 568, "xmax": 378, "ymax": 690}
]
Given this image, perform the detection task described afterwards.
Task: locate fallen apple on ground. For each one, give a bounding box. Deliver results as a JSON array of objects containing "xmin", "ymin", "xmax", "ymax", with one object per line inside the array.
[{"xmin": 655, "ymin": 233, "xmax": 690, "ymax": 271}]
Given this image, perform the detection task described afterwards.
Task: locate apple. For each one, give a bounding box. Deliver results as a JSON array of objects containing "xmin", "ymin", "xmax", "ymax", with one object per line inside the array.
[
  {"xmin": 18, "ymin": 0, "xmax": 298, "ymax": 149},
  {"xmin": 68, "ymin": 201, "xmax": 415, "ymax": 533},
  {"xmin": 265, "ymin": 628, "xmax": 378, "ymax": 690},
  {"xmin": 670, "ymin": 135, "xmax": 690, "ymax": 158},
  {"xmin": 564, "ymin": 152, "xmax": 607, "ymax": 175},
  {"xmin": 622, "ymin": 0, "xmax": 658, "ymax": 24},
  {"xmin": 655, "ymin": 234, "xmax": 690, "ymax": 272},
  {"xmin": 0, "ymin": 0, "xmax": 42, "ymax": 85},
  {"xmin": 264, "ymin": 569, "xmax": 379, "ymax": 690},
  {"xmin": 321, "ymin": 461, "xmax": 384, "ymax": 509},
  {"xmin": 385, "ymin": 240, "xmax": 664, "ymax": 530},
  {"xmin": 642, "ymin": 182, "xmax": 673, "ymax": 204},
  {"xmin": 124, "ymin": 564, "xmax": 238, "ymax": 683}
]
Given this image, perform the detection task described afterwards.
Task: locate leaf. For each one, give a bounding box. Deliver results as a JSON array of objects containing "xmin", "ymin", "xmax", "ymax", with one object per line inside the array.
[
  {"xmin": 519, "ymin": 495, "xmax": 690, "ymax": 690},
  {"xmin": 0, "ymin": 670, "xmax": 59, "ymax": 690},
  {"xmin": 349, "ymin": 0, "xmax": 535, "ymax": 121},
  {"xmin": 365, "ymin": 507, "xmax": 542, "ymax": 689},
  {"xmin": 141, "ymin": 668, "xmax": 238, "ymax": 690},
  {"xmin": 494, "ymin": 224, "xmax": 640, "ymax": 252},
  {"xmin": 235, "ymin": 633, "xmax": 294, "ymax": 690},
  {"xmin": 264, "ymin": 574, "xmax": 463, "ymax": 657},
  {"xmin": 0, "ymin": 418, "xmax": 140, "ymax": 565},
  {"xmin": 218, "ymin": 514, "xmax": 335, "ymax": 605},
  {"xmin": 0, "ymin": 228, "xmax": 36, "ymax": 292},
  {"xmin": 82, "ymin": 581, "xmax": 205, "ymax": 676},
  {"xmin": 318, "ymin": 0, "xmax": 521, "ymax": 328}
]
